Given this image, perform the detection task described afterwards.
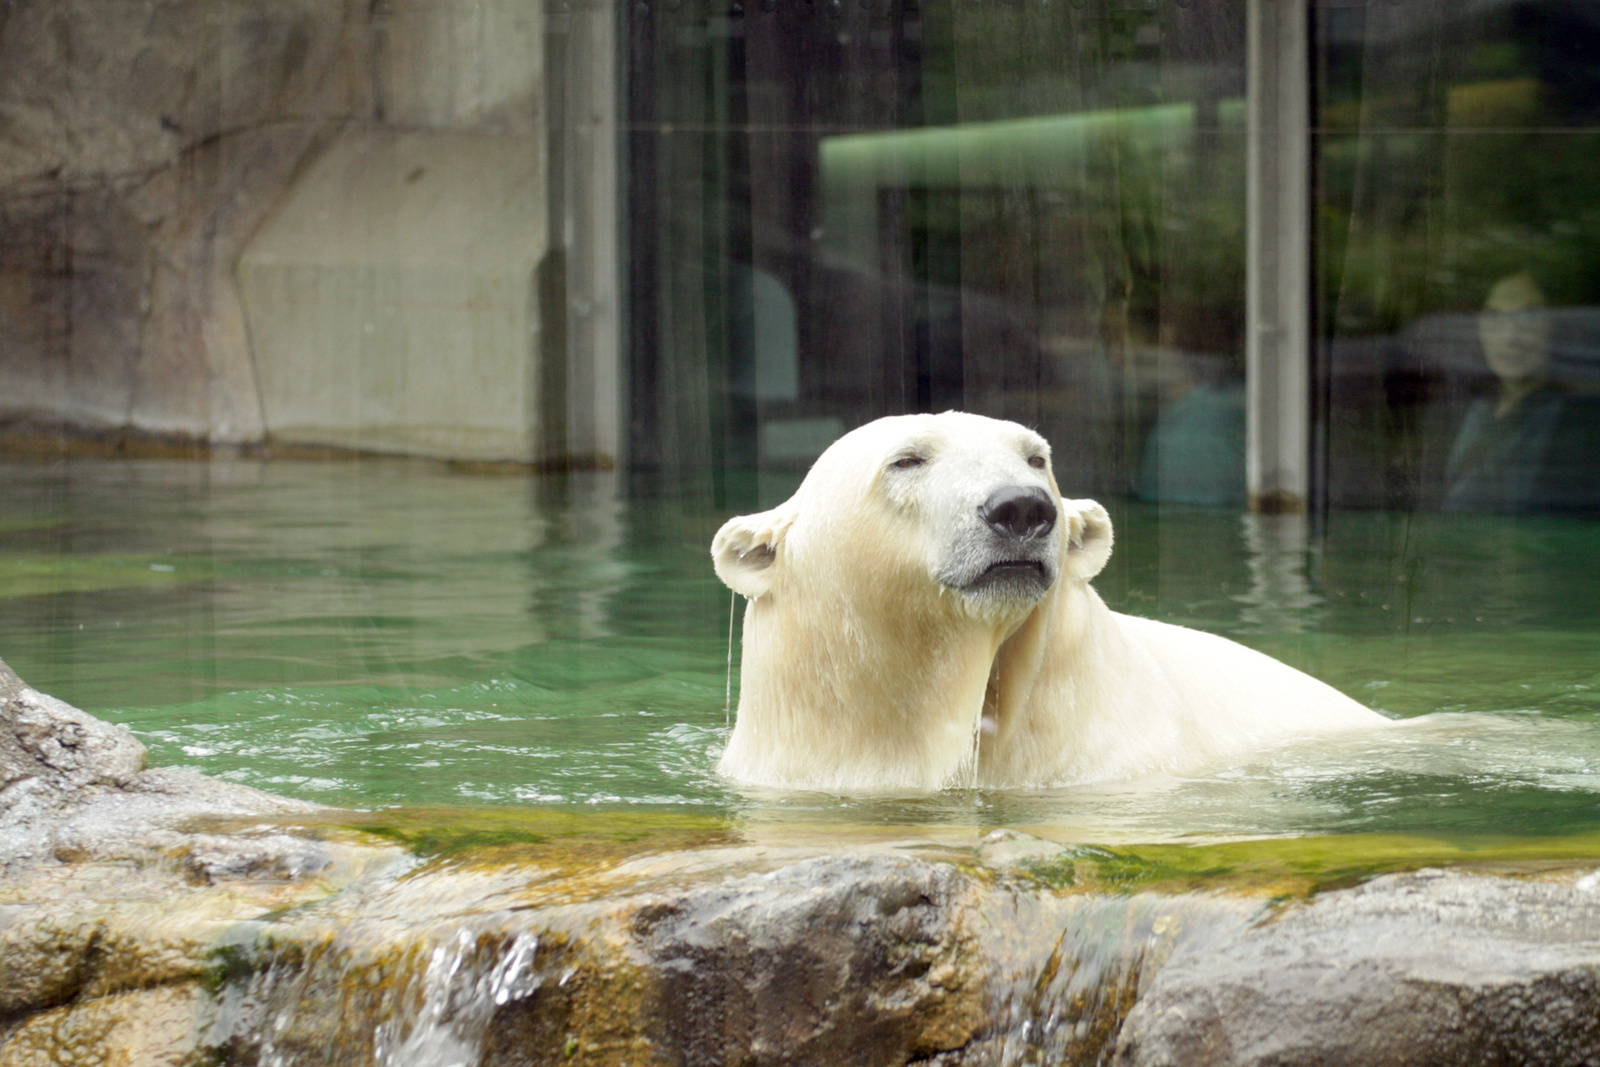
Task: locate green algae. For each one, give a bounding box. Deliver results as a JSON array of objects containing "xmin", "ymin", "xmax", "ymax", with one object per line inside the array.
[
  {"xmin": 1019, "ymin": 829, "xmax": 1600, "ymax": 897},
  {"xmin": 323, "ymin": 807, "xmax": 736, "ymax": 866},
  {"xmin": 0, "ymin": 553, "xmax": 203, "ymax": 599},
  {"xmin": 253, "ymin": 805, "xmax": 1600, "ymax": 898},
  {"xmin": 202, "ymin": 942, "xmax": 262, "ymax": 995}
]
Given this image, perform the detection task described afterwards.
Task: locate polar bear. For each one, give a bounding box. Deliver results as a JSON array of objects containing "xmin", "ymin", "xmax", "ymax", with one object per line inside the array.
[{"xmin": 711, "ymin": 411, "xmax": 1385, "ymax": 793}]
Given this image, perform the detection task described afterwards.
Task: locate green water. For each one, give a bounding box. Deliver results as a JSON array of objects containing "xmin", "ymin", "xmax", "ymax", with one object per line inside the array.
[{"xmin": 3, "ymin": 458, "xmax": 1600, "ymax": 843}]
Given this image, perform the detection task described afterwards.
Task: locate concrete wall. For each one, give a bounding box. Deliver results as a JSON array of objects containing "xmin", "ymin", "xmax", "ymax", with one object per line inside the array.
[
  {"xmin": 0, "ymin": 0, "xmax": 593, "ymax": 465},
  {"xmin": 238, "ymin": 130, "xmax": 545, "ymax": 462}
]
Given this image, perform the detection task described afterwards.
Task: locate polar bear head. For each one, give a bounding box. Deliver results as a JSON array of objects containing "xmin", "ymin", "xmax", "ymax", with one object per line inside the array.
[
  {"xmin": 710, "ymin": 411, "xmax": 1113, "ymax": 792},
  {"xmin": 713, "ymin": 412, "xmax": 1111, "ymax": 618}
]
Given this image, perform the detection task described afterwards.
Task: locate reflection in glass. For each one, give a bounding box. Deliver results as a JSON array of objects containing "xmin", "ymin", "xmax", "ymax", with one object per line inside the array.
[
  {"xmin": 1442, "ymin": 271, "xmax": 1600, "ymax": 514},
  {"xmin": 4, "ymin": 0, "xmax": 1600, "ymax": 842},
  {"xmin": 626, "ymin": 2, "xmax": 1249, "ymax": 511},
  {"xmin": 1317, "ymin": 0, "xmax": 1600, "ymax": 517}
]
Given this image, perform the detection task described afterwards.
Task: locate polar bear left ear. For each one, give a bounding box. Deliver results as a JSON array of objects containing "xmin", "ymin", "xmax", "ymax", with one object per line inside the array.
[
  {"xmin": 712, "ymin": 505, "xmax": 796, "ymax": 598},
  {"xmin": 1061, "ymin": 499, "xmax": 1114, "ymax": 580}
]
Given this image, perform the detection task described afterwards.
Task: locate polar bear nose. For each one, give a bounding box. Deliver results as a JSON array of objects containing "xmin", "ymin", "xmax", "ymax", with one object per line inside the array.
[{"xmin": 978, "ymin": 485, "xmax": 1057, "ymax": 542}]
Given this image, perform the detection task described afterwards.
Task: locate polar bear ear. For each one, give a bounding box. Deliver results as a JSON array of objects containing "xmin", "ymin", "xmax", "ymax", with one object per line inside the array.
[
  {"xmin": 712, "ymin": 505, "xmax": 796, "ymax": 598},
  {"xmin": 1061, "ymin": 499, "xmax": 1114, "ymax": 580}
]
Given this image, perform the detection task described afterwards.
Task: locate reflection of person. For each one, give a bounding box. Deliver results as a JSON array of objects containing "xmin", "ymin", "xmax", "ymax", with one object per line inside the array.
[
  {"xmin": 1478, "ymin": 272, "xmax": 1553, "ymax": 411},
  {"xmin": 1443, "ymin": 272, "xmax": 1600, "ymax": 514},
  {"xmin": 1137, "ymin": 352, "xmax": 1246, "ymax": 508}
]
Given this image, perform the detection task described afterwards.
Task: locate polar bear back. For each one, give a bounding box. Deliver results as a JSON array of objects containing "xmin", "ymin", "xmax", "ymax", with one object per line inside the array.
[
  {"xmin": 984, "ymin": 583, "xmax": 1382, "ymax": 787},
  {"xmin": 1108, "ymin": 611, "xmax": 1376, "ymax": 762}
]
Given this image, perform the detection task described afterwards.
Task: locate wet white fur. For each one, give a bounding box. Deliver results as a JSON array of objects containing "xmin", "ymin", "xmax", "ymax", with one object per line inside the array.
[{"xmin": 711, "ymin": 412, "xmax": 1384, "ymax": 793}]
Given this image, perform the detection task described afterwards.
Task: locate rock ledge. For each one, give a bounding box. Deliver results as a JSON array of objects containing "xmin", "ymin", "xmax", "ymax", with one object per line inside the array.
[{"xmin": 6, "ymin": 659, "xmax": 1600, "ymax": 1067}]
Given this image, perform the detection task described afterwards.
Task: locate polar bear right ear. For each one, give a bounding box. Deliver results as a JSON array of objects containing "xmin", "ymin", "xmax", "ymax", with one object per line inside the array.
[
  {"xmin": 712, "ymin": 505, "xmax": 796, "ymax": 598},
  {"xmin": 1061, "ymin": 499, "xmax": 1114, "ymax": 581}
]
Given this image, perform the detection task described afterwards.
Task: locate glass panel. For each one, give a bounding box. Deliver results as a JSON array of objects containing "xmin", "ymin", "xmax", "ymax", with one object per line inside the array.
[
  {"xmin": 4, "ymin": 0, "xmax": 1599, "ymax": 834},
  {"xmin": 1309, "ymin": 0, "xmax": 1600, "ymax": 789},
  {"xmin": 1316, "ymin": 0, "xmax": 1600, "ymax": 517},
  {"xmin": 625, "ymin": 0, "xmax": 1249, "ymax": 514}
]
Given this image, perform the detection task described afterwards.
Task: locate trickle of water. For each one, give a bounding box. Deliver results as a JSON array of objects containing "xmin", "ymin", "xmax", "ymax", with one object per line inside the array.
[
  {"xmin": 726, "ymin": 588, "xmax": 738, "ymax": 728},
  {"xmin": 203, "ymin": 919, "xmax": 546, "ymax": 1067},
  {"xmin": 979, "ymin": 893, "xmax": 1258, "ymax": 1066},
  {"xmin": 374, "ymin": 928, "xmax": 543, "ymax": 1067}
]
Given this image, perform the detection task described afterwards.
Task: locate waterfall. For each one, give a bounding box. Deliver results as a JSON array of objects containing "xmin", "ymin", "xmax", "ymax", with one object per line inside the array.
[
  {"xmin": 373, "ymin": 929, "xmax": 543, "ymax": 1067},
  {"xmin": 201, "ymin": 916, "xmax": 551, "ymax": 1067}
]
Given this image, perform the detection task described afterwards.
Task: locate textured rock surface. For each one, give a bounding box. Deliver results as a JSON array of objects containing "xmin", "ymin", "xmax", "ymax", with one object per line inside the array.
[
  {"xmin": 1114, "ymin": 867, "xmax": 1600, "ymax": 1067},
  {"xmin": 0, "ymin": 654, "xmax": 322, "ymax": 873},
  {"xmin": 0, "ymin": 0, "xmax": 548, "ymax": 458},
  {"xmin": 52, "ymin": 835, "xmax": 1260, "ymax": 1067},
  {"xmin": 0, "ymin": 656, "xmax": 145, "ymax": 794},
  {"xmin": 0, "ymin": 0, "xmax": 372, "ymax": 446},
  {"xmin": 236, "ymin": 127, "xmax": 548, "ymax": 462},
  {"xmin": 11, "ymin": 828, "xmax": 1600, "ymax": 1067}
]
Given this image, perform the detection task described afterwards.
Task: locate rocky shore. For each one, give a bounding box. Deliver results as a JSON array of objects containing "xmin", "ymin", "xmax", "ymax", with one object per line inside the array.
[{"xmin": 6, "ymin": 656, "xmax": 1600, "ymax": 1066}]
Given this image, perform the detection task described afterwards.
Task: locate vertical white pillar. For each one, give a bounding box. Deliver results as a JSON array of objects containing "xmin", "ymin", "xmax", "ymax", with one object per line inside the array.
[
  {"xmin": 1246, "ymin": 0, "xmax": 1312, "ymax": 513},
  {"xmin": 563, "ymin": 0, "xmax": 625, "ymax": 469}
]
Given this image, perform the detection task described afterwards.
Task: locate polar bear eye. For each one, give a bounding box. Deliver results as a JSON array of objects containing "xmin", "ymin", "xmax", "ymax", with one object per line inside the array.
[
  {"xmin": 890, "ymin": 454, "xmax": 925, "ymax": 470},
  {"xmin": 1027, "ymin": 455, "xmax": 1047, "ymax": 470}
]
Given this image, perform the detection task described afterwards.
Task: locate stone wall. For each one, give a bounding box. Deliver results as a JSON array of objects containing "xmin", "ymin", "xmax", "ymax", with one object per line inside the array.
[{"xmin": 0, "ymin": 0, "xmax": 565, "ymax": 464}]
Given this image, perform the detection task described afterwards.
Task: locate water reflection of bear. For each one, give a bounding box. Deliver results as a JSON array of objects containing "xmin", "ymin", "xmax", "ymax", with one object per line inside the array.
[{"xmin": 1443, "ymin": 272, "xmax": 1600, "ymax": 516}]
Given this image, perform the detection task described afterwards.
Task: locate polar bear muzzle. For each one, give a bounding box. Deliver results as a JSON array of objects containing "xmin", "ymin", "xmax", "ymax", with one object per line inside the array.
[
  {"xmin": 957, "ymin": 483, "xmax": 1058, "ymax": 600},
  {"xmin": 939, "ymin": 483, "xmax": 1060, "ymax": 606},
  {"xmin": 978, "ymin": 485, "xmax": 1056, "ymax": 542}
]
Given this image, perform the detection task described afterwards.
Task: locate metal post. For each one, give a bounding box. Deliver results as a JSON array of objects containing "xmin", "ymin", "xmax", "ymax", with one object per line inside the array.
[
  {"xmin": 556, "ymin": 0, "xmax": 624, "ymax": 469},
  {"xmin": 1245, "ymin": 0, "xmax": 1311, "ymax": 513}
]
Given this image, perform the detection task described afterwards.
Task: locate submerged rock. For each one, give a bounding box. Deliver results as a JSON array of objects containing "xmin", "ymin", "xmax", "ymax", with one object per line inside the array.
[{"xmin": 6, "ymin": 659, "xmax": 1600, "ymax": 1066}]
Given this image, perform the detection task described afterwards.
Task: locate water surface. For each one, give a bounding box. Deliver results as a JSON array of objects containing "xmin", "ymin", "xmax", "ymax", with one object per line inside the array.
[{"xmin": 3, "ymin": 458, "xmax": 1600, "ymax": 845}]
